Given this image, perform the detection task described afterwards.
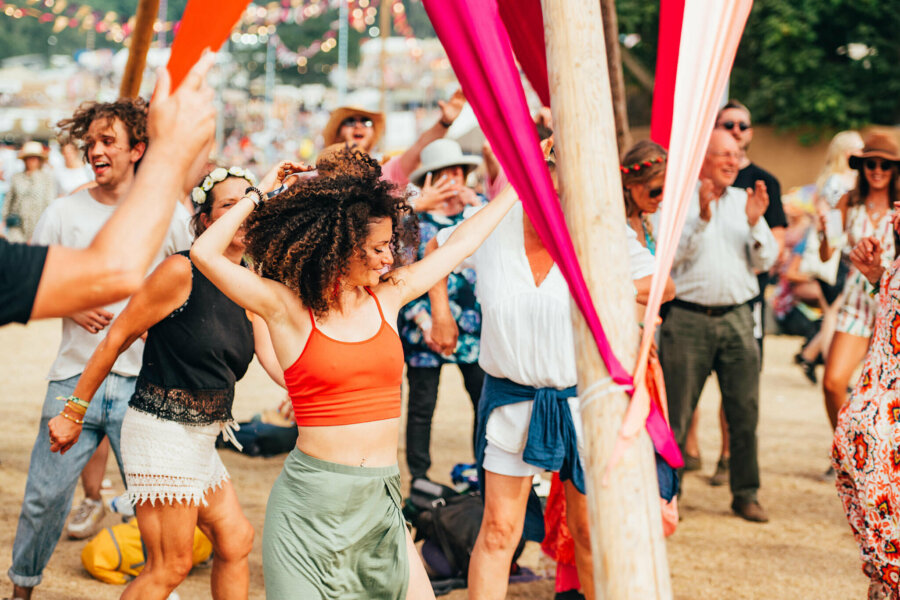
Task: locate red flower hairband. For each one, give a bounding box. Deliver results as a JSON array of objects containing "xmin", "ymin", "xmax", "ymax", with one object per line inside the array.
[{"xmin": 620, "ymin": 156, "xmax": 664, "ymax": 174}]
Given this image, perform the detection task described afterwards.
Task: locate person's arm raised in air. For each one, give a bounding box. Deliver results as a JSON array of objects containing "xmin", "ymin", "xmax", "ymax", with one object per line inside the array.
[
  {"xmin": 29, "ymin": 55, "xmax": 216, "ymax": 320},
  {"xmin": 392, "ymin": 89, "xmax": 466, "ymax": 180},
  {"xmin": 383, "ymin": 184, "xmax": 517, "ymax": 307},
  {"xmin": 47, "ymin": 254, "xmax": 193, "ymax": 453},
  {"xmin": 190, "ymin": 163, "xmax": 312, "ymax": 366}
]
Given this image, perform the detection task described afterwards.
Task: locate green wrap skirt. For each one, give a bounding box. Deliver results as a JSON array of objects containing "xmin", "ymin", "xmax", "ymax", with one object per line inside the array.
[{"xmin": 262, "ymin": 448, "xmax": 408, "ymax": 599}]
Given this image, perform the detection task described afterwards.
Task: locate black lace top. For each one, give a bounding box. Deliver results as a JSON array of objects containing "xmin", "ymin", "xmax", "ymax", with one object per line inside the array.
[{"xmin": 130, "ymin": 252, "xmax": 255, "ymax": 425}]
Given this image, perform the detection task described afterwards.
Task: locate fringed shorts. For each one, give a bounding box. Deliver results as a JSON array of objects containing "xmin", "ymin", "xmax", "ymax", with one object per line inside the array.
[
  {"xmin": 262, "ymin": 448, "xmax": 408, "ymax": 600},
  {"xmin": 120, "ymin": 406, "xmax": 235, "ymax": 507}
]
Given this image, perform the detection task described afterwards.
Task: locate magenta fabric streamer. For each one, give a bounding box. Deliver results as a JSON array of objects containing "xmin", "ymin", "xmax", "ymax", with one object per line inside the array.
[
  {"xmin": 421, "ymin": 0, "xmax": 633, "ymax": 389},
  {"xmin": 650, "ymin": 0, "xmax": 686, "ymax": 148}
]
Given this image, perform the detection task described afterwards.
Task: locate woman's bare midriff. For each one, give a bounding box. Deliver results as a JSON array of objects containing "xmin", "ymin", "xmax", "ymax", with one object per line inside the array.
[{"xmin": 295, "ymin": 417, "xmax": 401, "ymax": 467}]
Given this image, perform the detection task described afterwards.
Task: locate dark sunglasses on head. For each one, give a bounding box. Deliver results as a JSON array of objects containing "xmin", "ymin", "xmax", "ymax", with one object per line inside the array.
[
  {"xmin": 718, "ymin": 120, "xmax": 751, "ymax": 132},
  {"xmin": 865, "ymin": 158, "xmax": 895, "ymax": 171},
  {"xmin": 648, "ymin": 187, "xmax": 663, "ymax": 199},
  {"xmin": 341, "ymin": 117, "xmax": 373, "ymax": 129}
]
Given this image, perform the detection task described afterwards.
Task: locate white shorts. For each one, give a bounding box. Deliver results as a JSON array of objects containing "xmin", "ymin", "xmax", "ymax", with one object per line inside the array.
[
  {"xmin": 120, "ymin": 406, "xmax": 232, "ymax": 507},
  {"xmin": 482, "ymin": 439, "xmax": 544, "ymax": 478}
]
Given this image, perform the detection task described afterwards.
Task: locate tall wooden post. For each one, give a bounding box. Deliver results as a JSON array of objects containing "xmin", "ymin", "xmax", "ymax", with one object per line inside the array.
[
  {"xmin": 541, "ymin": 1, "xmax": 672, "ymax": 598},
  {"xmin": 119, "ymin": 0, "xmax": 160, "ymax": 98},
  {"xmin": 599, "ymin": 0, "xmax": 631, "ymax": 156}
]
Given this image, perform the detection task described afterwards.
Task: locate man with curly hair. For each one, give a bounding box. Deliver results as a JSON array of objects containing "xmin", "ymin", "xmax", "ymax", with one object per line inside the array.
[{"xmin": 7, "ymin": 95, "xmax": 195, "ymax": 599}]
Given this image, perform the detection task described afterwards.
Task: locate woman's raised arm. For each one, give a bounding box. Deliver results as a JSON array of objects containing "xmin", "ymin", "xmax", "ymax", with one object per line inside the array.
[
  {"xmin": 387, "ymin": 184, "xmax": 518, "ymax": 306},
  {"xmin": 190, "ymin": 193, "xmax": 286, "ymax": 319}
]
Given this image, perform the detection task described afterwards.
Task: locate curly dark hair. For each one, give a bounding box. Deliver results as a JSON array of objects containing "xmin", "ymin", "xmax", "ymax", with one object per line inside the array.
[
  {"xmin": 56, "ymin": 98, "xmax": 149, "ymax": 162},
  {"xmin": 243, "ymin": 147, "xmax": 418, "ymax": 316}
]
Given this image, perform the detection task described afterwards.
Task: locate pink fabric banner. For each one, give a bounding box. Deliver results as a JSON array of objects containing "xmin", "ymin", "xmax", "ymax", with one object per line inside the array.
[{"xmin": 421, "ymin": 0, "xmax": 633, "ymax": 390}]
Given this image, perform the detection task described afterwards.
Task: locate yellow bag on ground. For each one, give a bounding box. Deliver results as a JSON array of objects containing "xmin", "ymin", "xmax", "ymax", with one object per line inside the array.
[{"xmin": 81, "ymin": 517, "xmax": 213, "ymax": 584}]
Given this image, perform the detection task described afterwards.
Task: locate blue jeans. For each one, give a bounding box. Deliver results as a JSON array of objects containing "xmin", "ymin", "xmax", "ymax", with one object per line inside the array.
[{"xmin": 8, "ymin": 373, "xmax": 134, "ymax": 588}]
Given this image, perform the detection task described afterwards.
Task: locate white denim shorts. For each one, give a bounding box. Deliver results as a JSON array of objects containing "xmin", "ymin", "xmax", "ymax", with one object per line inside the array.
[{"xmin": 120, "ymin": 406, "xmax": 235, "ymax": 507}]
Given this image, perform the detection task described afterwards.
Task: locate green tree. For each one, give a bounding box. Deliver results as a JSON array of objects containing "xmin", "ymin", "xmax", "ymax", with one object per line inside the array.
[{"xmin": 616, "ymin": 0, "xmax": 900, "ymax": 134}]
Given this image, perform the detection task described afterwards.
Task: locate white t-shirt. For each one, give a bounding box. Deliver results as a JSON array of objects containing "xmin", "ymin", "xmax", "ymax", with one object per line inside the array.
[
  {"xmin": 32, "ymin": 189, "xmax": 193, "ymax": 381},
  {"xmin": 437, "ymin": 202, "xmax": 656, "ymax": 454}
]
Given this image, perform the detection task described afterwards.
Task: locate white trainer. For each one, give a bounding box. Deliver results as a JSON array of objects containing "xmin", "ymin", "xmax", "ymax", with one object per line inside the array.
[{"xmin": 66, "ymin": 497, "xmax": 106, "ymax": 539}]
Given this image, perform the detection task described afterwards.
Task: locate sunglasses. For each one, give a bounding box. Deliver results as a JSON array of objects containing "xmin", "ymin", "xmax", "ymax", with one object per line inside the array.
[
  {"xmin": 340, "ymin": 117, "xmax": 373, "ymax": 129},
  {"xmin": 865, "ymin": 158, "xmax": 895, "ymax": 171},
  {"xmin": 648, "ymin": 187, "xmax": 663, "ymax": 199},
  {"xmin": 718, "ymin": 120, "xmax": 751, "ymax": 132}
]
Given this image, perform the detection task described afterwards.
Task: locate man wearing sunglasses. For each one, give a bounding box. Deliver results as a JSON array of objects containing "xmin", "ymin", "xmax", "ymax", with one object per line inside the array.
[
  {"xmin": 701, "ymin": 99, "xmax": 787, "ymax": 488},
  {"xmin": 320, "ymin": 90, "xmax": 467, "ymax": 190}
]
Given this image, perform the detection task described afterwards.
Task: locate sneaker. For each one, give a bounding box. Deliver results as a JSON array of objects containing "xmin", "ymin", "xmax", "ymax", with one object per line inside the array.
[
  {"xmin": 66, "ymin": 498, "xmax": 105, "ymax": 539},
  {"xmin": 709, "ymin": 457, "xmax": 729, "ymax": 487}
]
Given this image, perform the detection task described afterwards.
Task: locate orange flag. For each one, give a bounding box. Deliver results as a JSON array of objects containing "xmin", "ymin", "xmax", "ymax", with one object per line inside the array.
[{"xmin": 167, "ymin": 0, "xmax": 250, "ymax": 91}]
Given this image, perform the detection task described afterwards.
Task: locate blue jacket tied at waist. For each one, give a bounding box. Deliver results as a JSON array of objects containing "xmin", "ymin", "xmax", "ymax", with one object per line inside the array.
[{"xmin": 476, "ymin": 374, "xmax": 584, "ymax": 494}]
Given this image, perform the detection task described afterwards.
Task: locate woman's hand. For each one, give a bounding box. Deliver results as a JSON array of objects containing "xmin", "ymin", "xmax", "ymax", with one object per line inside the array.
[
  {"xmin": 429, "ymin": 312, "xmax": 459, "ymax": 356},
  {"xmin": 48, "ymin": 413, "xmax": 83, "ymax": 454},
  {"xmin": 258, "ymin": 161, "xmax": 314, "ymax": 194},
  {"xmin": 438, "ymin": 89, "xmax": 466, "ymax": 126},
  {"xmin": 849, "ymin": 236, "xmax": 885, "ymax": 287},
  {"xmin": 416, "ymin": 172, "xmax": 460, "ymax": 213}
]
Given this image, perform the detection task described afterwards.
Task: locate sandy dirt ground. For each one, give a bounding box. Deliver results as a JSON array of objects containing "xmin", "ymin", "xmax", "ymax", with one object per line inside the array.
[{"xmin": 0, "ymin": 319, "xmax": 869, "ymax": 599}]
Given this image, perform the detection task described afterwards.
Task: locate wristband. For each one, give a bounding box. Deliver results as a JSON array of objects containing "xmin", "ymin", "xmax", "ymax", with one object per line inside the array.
[
  {"xmin": 58, "ymin": 395, "xmax": 90, "ymax": 410},
  {"xmin": 439, "ymin": 118, "xmax": 453, "ymax": 128},
  {"xmin": 244, "ymin": 186, "xmax": 264, "ymax": 207},
  {"xmin": 66, "ymin": 401, "xmax": 87, "ymax": 415}
]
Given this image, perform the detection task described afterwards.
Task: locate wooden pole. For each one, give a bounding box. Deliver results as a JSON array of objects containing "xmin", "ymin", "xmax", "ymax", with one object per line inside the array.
[
  {"xmin": 378, "ymin": 0, "xmax": 391, "ymax": 117},
  {"xmin": 599, "ymin": 0, "xmax": 631, "ymax": 156},
  {"xmin": 119, "ymin": 0, "xmax": 160, "ymax": 98},
  {"xmin": 540, "ymin": 1, "xmax": 672, "ymax": 598}
]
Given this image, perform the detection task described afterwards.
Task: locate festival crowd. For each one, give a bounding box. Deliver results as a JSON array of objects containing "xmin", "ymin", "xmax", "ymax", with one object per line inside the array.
[{"xmin": 1, "ymin": 55, "xmax": 900, "ymax": 600}]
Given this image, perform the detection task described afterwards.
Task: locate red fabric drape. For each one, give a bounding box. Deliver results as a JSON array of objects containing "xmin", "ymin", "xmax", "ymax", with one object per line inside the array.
[
  {"xmin": 166, "ymin": 0, "xmax": 250, "ymax": 91},
  {"xmin": 497, "ymin": 0, "xmax": 550, "ymax": 107},
  {"xmin": 649, "ymin": 0, "xmax": 685, "ymax": 148}
]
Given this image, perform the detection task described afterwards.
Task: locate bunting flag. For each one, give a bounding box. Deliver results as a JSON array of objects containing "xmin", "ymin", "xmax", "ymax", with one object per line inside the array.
[
  {"xmin": 166, "ymin": 0, "xmax": 251, "ymax": 91},
  {"xmin": 421, "ymin": 0, "xmax": 634, "ymax": 397},
  {"xmin": 607, "ymin": 0, "xmax": 754, "ymax": 477}
]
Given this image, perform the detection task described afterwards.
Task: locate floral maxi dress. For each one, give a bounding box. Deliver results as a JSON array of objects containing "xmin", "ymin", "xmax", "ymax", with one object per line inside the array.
[{"xmin": 833, "ymin": 262, "xmax": 900, "ymax": 598}]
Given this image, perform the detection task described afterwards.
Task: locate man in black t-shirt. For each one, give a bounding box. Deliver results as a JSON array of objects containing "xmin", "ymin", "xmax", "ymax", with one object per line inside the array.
[{"xmin": 0, "ymin": 57, "xmax": 215, "ymax": 332}]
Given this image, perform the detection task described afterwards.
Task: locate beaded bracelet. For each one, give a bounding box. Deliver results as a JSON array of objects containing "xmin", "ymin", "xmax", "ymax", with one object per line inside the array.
[{"xmin": 59, "ymin": 409, "xmax": 84, "ymax": 425}]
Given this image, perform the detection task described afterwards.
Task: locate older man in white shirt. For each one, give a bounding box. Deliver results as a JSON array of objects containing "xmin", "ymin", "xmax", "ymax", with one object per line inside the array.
[{"xmin": 660, "ymin": 129, "xmax": 778, "ymax": 523}]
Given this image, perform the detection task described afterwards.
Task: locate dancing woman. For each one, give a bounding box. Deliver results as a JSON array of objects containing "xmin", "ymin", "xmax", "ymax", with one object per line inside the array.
[
  {"xmin": 820, "ymin": 132, "xmax": 899, "ymax": 432},
  {"xmin": 189, "ymin": 148, "xmax": 519, "ymax": 599},
  {"xmin": 47, "ymin": 167, "xmax": 284, "ymax": 600},
  {"xmin": 833, "ymin": 222, "xmax": 900, "ymax": 600}
]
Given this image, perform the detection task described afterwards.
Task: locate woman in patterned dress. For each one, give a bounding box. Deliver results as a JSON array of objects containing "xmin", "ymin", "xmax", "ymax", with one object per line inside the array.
[
  {"xmin": 820, "ymin": 132, "xmax": 900, "ymax": 434},
  {"xmin": 833, "ymin": 213, "xmax": 900, "ymax": 599}
]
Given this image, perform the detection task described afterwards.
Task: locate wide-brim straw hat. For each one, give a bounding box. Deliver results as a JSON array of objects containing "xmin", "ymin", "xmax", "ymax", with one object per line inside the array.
[
  {"xmin": 409, "ymin": 139, "xmax": 482, "ymax": 187},
  {"xmin": 848, "ymin": 131, "xmax": 900, "ymax": 169},
  {"xmin": 321, "ymin": 106, "xmax": 385, "ymax": 149},
  {"xmin": 18, "ymin": 141, "xmax": 48, "ymax": 160}
]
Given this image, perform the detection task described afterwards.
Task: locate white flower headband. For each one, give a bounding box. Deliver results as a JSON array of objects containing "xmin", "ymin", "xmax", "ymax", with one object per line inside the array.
[{"xmin": 191, "ymin": 166, "xmax": 257, "ymax": 205}]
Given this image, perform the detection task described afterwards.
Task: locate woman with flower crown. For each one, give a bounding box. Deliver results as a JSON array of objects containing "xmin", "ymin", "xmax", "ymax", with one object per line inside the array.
[{"xmin": 45, "ymin": 165, "xmax": 286, "ymax": 600}]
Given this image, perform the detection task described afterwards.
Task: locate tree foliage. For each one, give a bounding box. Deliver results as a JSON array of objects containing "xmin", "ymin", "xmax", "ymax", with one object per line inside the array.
[{"xmin": 617, "ymin": 0, "xmax": 900, "ymax": 133}]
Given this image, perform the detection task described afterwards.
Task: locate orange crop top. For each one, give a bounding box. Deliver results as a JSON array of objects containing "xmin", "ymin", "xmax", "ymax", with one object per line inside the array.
[{"xmin": 284, "ymin": 287, "xmax": 404, "ymax": 426}]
